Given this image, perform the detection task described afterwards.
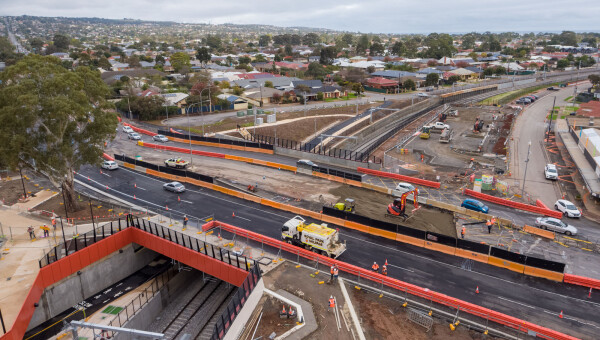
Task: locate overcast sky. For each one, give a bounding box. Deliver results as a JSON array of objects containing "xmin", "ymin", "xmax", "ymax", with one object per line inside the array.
[{"xmin": 1, "ymin": 0, "xmax": 599, "ymax": 34}]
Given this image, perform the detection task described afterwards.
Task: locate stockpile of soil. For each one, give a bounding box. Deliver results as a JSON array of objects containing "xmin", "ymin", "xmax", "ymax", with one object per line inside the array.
[{"xmin": 328, "ymin": 185, "xmax": 456, "ymax": 237}]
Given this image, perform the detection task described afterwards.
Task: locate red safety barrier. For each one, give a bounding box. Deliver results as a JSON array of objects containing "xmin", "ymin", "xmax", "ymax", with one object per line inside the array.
[
  {"xmin": 102, "ymin": 153, "xmax": 115, "ymax": 161},
  {"xmin": 140, "ymin": 141, "xmax": 226, "ymax": 159},
  {"xmin": 464, "ymin": 189, "xmax": 562, "ymax": 219},
  {"xmin": 563, "ymin": 274, "xmax": 600, "ymax": 290},
  {"xmin": 123, "ymin": 122, "xmax": 154, "ymax": 136},
  {"xmin": 205, "ymin": 220, "xmax": 578, "ymax": 340},
  {"xmin": 536, "ymin": 199, "xmax": 549, "ymax": 210},
  {"xmin": 357, "ymin": 167, "xmax": 441, "ymax": 188}
]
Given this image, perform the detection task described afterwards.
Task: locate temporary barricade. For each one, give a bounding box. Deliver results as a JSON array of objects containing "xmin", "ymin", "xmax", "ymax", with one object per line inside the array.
[
  {"xmin": 523, "ymin": 225, "xmax": 555, "ymax": 240},
  {"xmin": 205, "ymin": 220, "xmax": 578, "ymax": 340},
  {"xmin": 563, "ymin": 274, "xmax": 600, "ymax": 290},
  {"xmin": 102, "ymin": 153, "xmax": 115, "ymax": 161},
  {"xmin": 357, "ymin": 167, "xmax": 441, "ymax": 188},
  {"xmin": 158, "ymin": 129, "xmax": 273, "ymax": 153},
  {"xmin": 463, "ymin": 189, "xmax": 562, "ymax": 219},
  {"xmin": 123, "ymin": 122, "xmax": 154, "ymax": 136},
  {"xmin": 535, "ymin": 199, "xmax": 550, "ymax": 210}
]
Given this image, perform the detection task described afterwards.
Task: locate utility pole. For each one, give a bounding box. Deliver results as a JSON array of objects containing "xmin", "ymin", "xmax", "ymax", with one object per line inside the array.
[
  {"xmin": 547, "ymin": 96, "xmax": 556, "ymax": 140},
  {"xmin": 89, "ymin": 199, "xmax": 96, "ymax": 230},
  {"xmin": 303, "ymin": 93, "xmax": 307, "ymax": 117},
  {"xmin": 61, "ymin": 189, "xmax": 69, "ymax": 220},
  {"xmin": 521, "ymin": 141, "xmax": 532, "ymax": 198},
  {"xmin": 60, "ymin": 217, "xmax": 68, "ymax": 253},
  {"xmin": 19, "ymin": 167, "xmax": 27, "ymax": 198}
]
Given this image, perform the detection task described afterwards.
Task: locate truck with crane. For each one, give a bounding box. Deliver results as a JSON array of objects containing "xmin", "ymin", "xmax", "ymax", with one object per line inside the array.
[{"xmin": 282, "ymin": 216, "xmax": 347, "ymax": 258}]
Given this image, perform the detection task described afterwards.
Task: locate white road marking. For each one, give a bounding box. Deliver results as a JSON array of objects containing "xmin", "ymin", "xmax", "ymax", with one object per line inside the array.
[
  {"xmin": 386, "ymin": 264, "xmax": 414, "ymax": 272},
  {"xmin": 137, "ymin": 187, "xmax": 147, "ymax": 191},
  {"xmin": 102, "ymin": 173, "xmax": 111, "ymax": 177},
  {"xmin": 497, "ymin": 296, "xmax": 536, "ymax": 309},
  {"xmin": 234, "ymin": 216, "xmax": 251, "ymax": 221},
  {"xmin": 180, "ymin": 199, "xmax": 193, "ymax": 204}
]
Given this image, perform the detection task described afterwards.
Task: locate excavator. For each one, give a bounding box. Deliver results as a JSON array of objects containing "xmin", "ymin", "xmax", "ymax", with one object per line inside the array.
[{"xmin": 386, "ymin": 188, "xmax": 420, "ymax": 220}]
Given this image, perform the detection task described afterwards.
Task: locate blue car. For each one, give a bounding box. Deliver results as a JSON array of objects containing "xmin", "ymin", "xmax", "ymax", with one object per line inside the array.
[{"xmin": 461, "ymin": 199, "xmax": 489, "ymax": 213}]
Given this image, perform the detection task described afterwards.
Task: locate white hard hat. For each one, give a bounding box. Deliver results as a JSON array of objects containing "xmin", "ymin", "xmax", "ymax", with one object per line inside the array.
[{"xmin": 330, "ymin": 295, "xmax": 333, "ymax": 299}]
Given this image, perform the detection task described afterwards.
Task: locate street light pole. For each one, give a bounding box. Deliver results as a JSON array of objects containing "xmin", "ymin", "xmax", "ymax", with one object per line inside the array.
[
  {"xmin": 521, "ymin": 141, "xmax": 532, "ymax": 198},
  {"xmin": 186, "ymin": 104, "xmax": 194, "ymax": 167},
  {"xmin": 547, "ymin": 96, "xmax": 556, "ymax": 140}
]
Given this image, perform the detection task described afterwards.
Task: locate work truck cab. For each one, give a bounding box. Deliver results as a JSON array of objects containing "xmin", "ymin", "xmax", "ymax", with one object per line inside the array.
[{"xmin": 282, "ymin": 216, "xmax": 346, "ymax": 258}]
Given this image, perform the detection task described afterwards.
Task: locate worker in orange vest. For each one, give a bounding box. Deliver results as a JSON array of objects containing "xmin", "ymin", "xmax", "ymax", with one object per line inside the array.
[
  {"xmin": 333, "ymin": 265, "xmax": 339, "ymax": 282},
  {"xmin": 328, "ymin": 296, "xmax": 335, "ymax": 311},
  {"xmin": 330, "ymin": 265, "xmax": 335, "ymax": 282},
  {"xmin": 371, "ymin": 262, "xmax": 379, "ymax": 273},
  {"xmin": 183, "ymin": 215, "xmax": 189, "ymax": 228},
  {"xmin": 486, "ymin": 220, "xmax": 493, "ymax": 234},
  {"xmin": 51, "ymin": 217, "xmax": 57, "ymax": 231},
  {"xmin": 461, "ymin": 226, "xmax": 466, "ymax": 239},
  {"xmin": 382, "ymin": 264, "xmax": 388, "ymax": 276}
]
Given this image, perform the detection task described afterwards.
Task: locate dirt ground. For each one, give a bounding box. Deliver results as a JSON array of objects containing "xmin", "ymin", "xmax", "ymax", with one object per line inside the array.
[
  {"xmin": 34, "ymin": 194, "xmax": 131, "ymax": 223},
  {"xmin": 249, "ymin": 295, "xmax": 296, "ymax": 339},
  {"xmin": 0, "ymin": 178, "xmax": 31, "ymax": 205},
  {"xmin": 351, "ymin": 287, "xmax": 497, "ymax": 340},
  {"xmin": 328, "ymin": 185, "xmax": 457, "ymax": 237}
]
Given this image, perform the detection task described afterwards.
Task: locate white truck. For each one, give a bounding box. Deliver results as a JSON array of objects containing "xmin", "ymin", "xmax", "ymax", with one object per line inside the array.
[
  {"xmin": 424, "ymin": 121, "xmax": 450, "ymax": 131},
  {"xmin": 282, "ymin": 216, "xmax": 346, "ymax": 258}
]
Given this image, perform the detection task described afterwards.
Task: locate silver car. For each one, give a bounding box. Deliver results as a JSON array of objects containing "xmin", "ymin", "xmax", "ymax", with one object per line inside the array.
[
  {"xmin": 535, "ymin": 217, "xmax": 577, "ymax": 236},
  {"xmin": 163, "ymin": 181, "xmax": 186, "ymax": 193},
  {"xmin": 128, "ymin": 132, "xmax": 142, "ymax": 140},
  {"xmin": 153, "ymin": 134, "xmax": 169, "ymax": 142}
]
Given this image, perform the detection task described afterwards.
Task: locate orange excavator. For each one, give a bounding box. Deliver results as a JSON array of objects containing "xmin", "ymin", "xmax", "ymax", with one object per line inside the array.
[{"xmin": 387, "ymin": 188, "xmax": 420, "ymax": 220}]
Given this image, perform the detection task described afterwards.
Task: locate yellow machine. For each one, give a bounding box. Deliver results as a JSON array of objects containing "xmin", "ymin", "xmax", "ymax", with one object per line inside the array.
[
  {"xmin": 420, "ymin": 127, "xmax": 431, "ymax": 139},
  {"xmin": 282, "ymin": 216, "xmax": 347, "ymax": 258},
  {"xmin": 333, "ymin": 198, "xmax": 355, "ymax": 213}
]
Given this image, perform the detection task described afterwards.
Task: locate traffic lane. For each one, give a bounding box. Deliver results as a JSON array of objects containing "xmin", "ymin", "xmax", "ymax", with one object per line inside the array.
[{"xmin": 77, "ymin": 166, "xmax": 600, "ymax": 335}]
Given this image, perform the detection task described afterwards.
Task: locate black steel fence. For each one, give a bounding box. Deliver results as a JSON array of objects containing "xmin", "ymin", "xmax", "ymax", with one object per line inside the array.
[
  {"xmin": 158, "ymin": 129, "xmax": 273, "ymax": 150},
  {"xmin": 250, "ymin": 133, "xmax": 381, "ymax": 164}
]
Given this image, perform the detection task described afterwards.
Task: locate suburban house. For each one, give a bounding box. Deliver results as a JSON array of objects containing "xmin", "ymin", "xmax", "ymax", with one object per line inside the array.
[
  {"xmin": 161, "ymin": 93, "xmax": 189, "ymax": 108},
  {"xmin": 217, "ymin": 94, "xmax": 248, "ymax": 110},
  {"xmin": 365, "ymin": 77, "xmax": 399, "ymax": 92},
  {"xmin": 444, "ymin": 68, "xmax": 477, "ymax": 80},
  {"xmin": 300, "ymin": 85, "xmax": 347, "ymax": 100},
  {"xmin": 233, "ymin": 77, "xmax": 300, "ymax": 91},
  {"xmin": 243, "ymin": 87, "xmax": 286, "ymax": 105}
]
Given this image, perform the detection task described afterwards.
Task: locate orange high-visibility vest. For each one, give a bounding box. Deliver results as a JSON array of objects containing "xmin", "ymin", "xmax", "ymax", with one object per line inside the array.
[
  {"xmin": 382, "ymin": 265, "xmax": 387, "ymax": 275},
  {"xmin": 372, "ymin": 263, "xmax": 379, "ymax": 271},
  {"xmin": 461, "ymin": 227, "xmax": 466, "ymax": 234},
  {"xmin": 331, "ymin": 266, "xmax": 335, "ymax": 274},
  {"xmin": 333, "ymin": 268, "xmax": 338, "ymax": 276},
  {"xmin": 329, "ymin": 298, "xmax": 335, "ymax": 308}
]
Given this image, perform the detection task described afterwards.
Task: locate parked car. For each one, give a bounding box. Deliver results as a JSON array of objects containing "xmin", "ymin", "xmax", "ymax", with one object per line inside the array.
[
  {"xmin": 394, "ymin": 182, "xmax": 416, "ymax": 195},
  {"xmin": 535, "ymin": 217, "xmax": 577, "ymax": 236},
  {"xmin": 425, "ymin": 86, "xmax": 435, "ymax": 92},
  {"xmin": 163, "ymin": 181, "xmax": 186, "ymax": 193},
  {"xmin": 101, "ymin": 160, "xmax": 119, "ymax": 170},
  {"xmin": 128, "ymin": 132, "xmax": 142, "ymax": 140},
  {"xmin": 525, "ymin": 95, "xmax": 537, "ymax": 102},
  {"xmin": 516, "ymin": 97, "xmax": 532, "ymax": 104},
  {"xmin": 547, "ymin": 87, "xmax": 560, "ymax": 91},
  {"xmin": 164, "ymin": 158, "xmax": 189, "ymax": 169},
  {"xmin": 297, "ymin": 159, "xmax": 318, "ymax": 168},
  {"xmin": 461, "ymin": 199, "xmax": 489, "ymax": 213},
  {"xmin": 544, "ymin": 164, "xmax": 558, "ymax": 180},
  {"xmin": 153, "ymin": 134, "xmax": 169, "ymax": 142},
  {"xmin": 122, "ymin": 126, "xmax": 133, "ymax": 133},
  {"xmin": 554, "ymin": 199, "xmax": 581, "ymax": 218},
  {"xmin": 417, "ymin": 92, "xmax": 429, "ymax": 98}
]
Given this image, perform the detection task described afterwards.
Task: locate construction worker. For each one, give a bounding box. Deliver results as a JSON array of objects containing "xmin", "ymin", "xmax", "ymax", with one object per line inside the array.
[
  {"xmin": 461, "ymin": 226, "xmax": 466, "ymax": 239},
  {"xmin": 51, "ymin": 217, "xmax": 56, "ymax": 231},
  {"xmin": 486, "ymin": 219, "xmax": 493, "ymax": 234},
  {"xmin": 330, "ymin": 264, "xmax": 335, "ymax": 282},
  {"xmin": 328, "ymin": 296, "xmax": 335, "ymax": 311},
  {"xmin": 42, "ymin": 225, "xmax": 49, "ymax": 238},
  {"xmin": 371, "ymin": 261, "xmax": 379, "ymax": 273},
  {"xmin": 333, "ymin": 265, "xmax": 339, "ymax": 282},
  {"xmin": 382, "ymin": 264, "xmax": 388, "ymax": 276},
  {"xmin": 27, "ymin": 226, "xmax": 35, "ymax": 239},
  {"xmin": 183, "ymin": 215, "xmax": 189, "ymax": 228}
]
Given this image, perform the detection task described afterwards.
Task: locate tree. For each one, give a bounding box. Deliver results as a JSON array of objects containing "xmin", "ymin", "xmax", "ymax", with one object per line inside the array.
[
  {"xmin": 232, "ymin": 86, "xmax": 244, "ymax": 96},
  {"xmin": 259, "ymin": 35, "xmax": 271, "ymax": 47},
  {"xmin": 356, "ymin": 35, "xmax": 370, "ymax": 53},
  {"xmin": 319, "ymin": 46, "xmax": 337, "ymax": 65},
  {"xmin": 427, "ymin": 60, "xmax": 438, "ymax": 67},
  {"xmin": 306, "ymin": 62, "xmax": 328, "ymax": 78},
  {"xmin": 127, "ymin": 55, "xmax": 141, "ymax": 68},
  {"xmin": 455, "ymin": 61, "xmax": 469, "ymax": 68},
  {"xmin": 238, "ymin": 56, "xmax": 251, "ymax": 65},
  {"xmin": 29, "ymin": 37, "xmax": 44, "ymax": 53},
  {"xmin": 425, "ymin": 73, "xmax": 439, "ymax": 86},
  {"xmin": 254, "ymin": 54, "xmax": 267, "ymax": 62},
  {"xmin": 271, "ymin": 92, "xmax": 281, "ymax": 103},
  {"xmin": 341, "ymin": 34, "xmax": 354, "ymax": 46},
  {"xmin": 53, "ymin": 34, "xmax": 70, "ymax": 51},
  {"xmin": 98, "ymin": 56, "xmax": 112, "ymax": 70},
  {"xmin": 302, "ymin": 33, "xmax": 320, "ymax": 46},
  {"xmin": 0, "ymin": 36, "xmax": 21, "ymax": 65},
  {"xmin": 424, "ymin": 33, "xmax": 456, "ymax": 59},
  {"xmin": 196, "ymin": 47, "xmax": 211, "ymax": 65},
  {"xmin": 351, "ymin": 82, "xmax": 364, "ymax": 96},
  {"xmin": 316, "ymin": 92, "xmax": 324, "ymax": 101},
  {"xmin": 219, "ymin": 80, "xmax": 231, "ymax": 89},
  {"xmin": 461, "ymin": 34, "xmax": 476, "ymax": 50},
  {"xmin": 558, "ymin": 31, "xmax": 577, "ymax": 47},
  {"xmin": 447, "ymin": 75, "xmax": 461, "ymax": 84},
  {"xmin": 205, "ymin": 35, "xmax": 222, "ymax": 51},
  {"xmin": 390, "ymin": 41, "xmax": 405, "ymax": 56},
  {"xmin": 0, "ymin": 55, "xmax": 118, "ymax": 212},
  {"xmin": 284, "ymin": 45, "xmax": 293, "ymax": 56},
  {"xmin": 403, "ymin": 79, "xmax": 416, "ymax": 91},
  {"xmin": 170, "ymin": 52, "xmax": 191, "ymax": 72},
  {"xmin": 556, "ymin": 59, "xmax": 569, "ymax": 69},
  {"xmin": 370, "ymin": 42, "xmax": 384, "ymax": 55},
  {"xmin": 366, "ymin": 65, "xmax": 375, "ymax": 74},
  {"xmin": 264, "ymin": 81, "xmax": 274, "ymax": 88},
  {"xmin": 588, "ymin": 74, "xmax": 600, "ymax": 86}
]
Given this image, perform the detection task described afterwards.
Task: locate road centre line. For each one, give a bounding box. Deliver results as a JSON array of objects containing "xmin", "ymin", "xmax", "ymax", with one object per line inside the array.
[
  {"xmin": 387, "ymin": 263, "xmax": 415, "ymax": 272},
  {"xmin": 88, "ymin": 168, "xmax": 600, "ymax": 309},
  {"xmin": 497, "ymin": 296, "xmax": 536, "ymax": 309},
  {"xmin": 234, "ymin": 216, "xmax": 251, "ymax": 222}
]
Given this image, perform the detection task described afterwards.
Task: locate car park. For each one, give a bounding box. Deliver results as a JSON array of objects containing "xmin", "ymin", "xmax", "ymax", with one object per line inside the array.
[
  {"xmin": 297, "ymin": 159, "xmax": 318, "ymax": 168},
  {"xmin": 544, "ymin": 164, "xmax": 558, "ymax": 180},
  {"xmin": 101, "ymin": 160, "xmax": 119, "ymax": 170},
  {"xmin": 535, "ymin": 217, "xmax": 577, "ymax": 236},
  {"xmin": 128, "ymin": 132, "xmax": 142, "ymax": 140},
  {"xmin": 554, "ymin": 199, "xmax": 581, "ymax": 218},
  {"xmin": 122, "ymin": 126, "xmax": 133, "ymax": 133},
  {"xmin": 153, "ymin": 134, "xmax": 169, "ymax": 142},
  {"xmin": 461, "ymin": 199, "xmax": 489, "ymax": 213},
  {"xmin": 163, "ymin": 181, "xmax": 186, "ymax": 193}
]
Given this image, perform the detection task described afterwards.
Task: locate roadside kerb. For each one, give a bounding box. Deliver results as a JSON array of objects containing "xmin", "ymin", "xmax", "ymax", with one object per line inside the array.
[
  {"xmin": 357, "ymin": 167, "xmax": 441, "ymax": 188},
  {"xmin": 464, "ymin": 189, "xmax": 562, "ymax": 219},
  {"xmin": 203, "ymin": 220, "xmax": 579, "ymax": 340}
]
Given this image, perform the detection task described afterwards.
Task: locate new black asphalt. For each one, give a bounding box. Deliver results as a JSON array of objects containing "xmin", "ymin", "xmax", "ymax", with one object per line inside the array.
[{"xmin": 75, "ymin": 165, "xmax": 600, "ymax": 338}]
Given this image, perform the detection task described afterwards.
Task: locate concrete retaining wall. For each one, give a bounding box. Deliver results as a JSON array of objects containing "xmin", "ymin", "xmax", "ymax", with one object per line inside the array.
[
  {"xmin": 497, "ymin": 78, "xmax": 536, "ymax": 90},
  {"xmin": 274, "ymin": 146, "xmax": 382, "ymax": 170},
  {"xmin": 28, "ymin": 244, "xmax": 159, "ymax": 330},
  {"xmin": 223, "ymin": 279, "xmax": 265, "ymax": 340}
]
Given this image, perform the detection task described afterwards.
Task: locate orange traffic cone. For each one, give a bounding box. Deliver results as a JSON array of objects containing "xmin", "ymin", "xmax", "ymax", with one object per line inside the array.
[
  {"xmin": 106, "ymin": 185, "xmax": 109, "ymax": 190},
  {"xmin": 133, "ymin": 195, "xmax": 136, "ymax": 200},
  {"xmin": 88, "ymin": 176, "xmax": 90, "ymax": 181},
  {"xmin": 282, "ymin": 305, "xmax": 286, "ymax": 313},
  {"xmin": 559, "ymin": 310, "xmax": 563, "ymax": 319},
  {"xmin": 134, "ymin": 183, "xmax": 137, "ymax": 188},
  {"xmin": 100, "ymin": 170, "xmax": 103, "ymax": 175},
  {"xmin": 178, "ymin": 196, "xmax": 181, "ymax": 202},
  {"xmin": 475, "ymin": 286, "xmax": 479, "ymax": 294},
  {"xmin": 166, "ymin": 205, "xmax": 169, "ymax": 211},
  {"xmin": 232, "ymin": 212, "xmax": 235, "ymax": 217}
]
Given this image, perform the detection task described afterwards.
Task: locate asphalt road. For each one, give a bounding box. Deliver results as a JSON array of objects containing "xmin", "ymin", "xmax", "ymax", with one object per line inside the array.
[{"xmin": 75, "ymin": 165, "xmax": 600, "ymax": 339}]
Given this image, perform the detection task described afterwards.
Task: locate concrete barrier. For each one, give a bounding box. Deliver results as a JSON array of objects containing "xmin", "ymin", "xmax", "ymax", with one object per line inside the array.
[
  {"xmin": 464, "ymin": 189, "xmax": 562, "ymax": 219},
  {"xmin": 357, "ymin": 167, "xmax": 441, "ymax": 188}
]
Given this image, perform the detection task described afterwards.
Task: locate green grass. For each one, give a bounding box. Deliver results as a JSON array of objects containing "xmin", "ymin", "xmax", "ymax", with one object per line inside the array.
[
  {"xmin": 564, "ymin": 96, "xmax": 573, "ymax": 102},
  {"xmin": 479, "ymin": 82, "xmax": 560, "ymax": 106},
  {"xmin": 324, "ymin": 94, "xmax": 358, "ymax": 102},
  {"xmin": 102, "ymin": 306, "xmax": 123, "ymax": 315},
  {"xmin": 479, "ymin": 90, "xmax": 519, "ymax": 105}
]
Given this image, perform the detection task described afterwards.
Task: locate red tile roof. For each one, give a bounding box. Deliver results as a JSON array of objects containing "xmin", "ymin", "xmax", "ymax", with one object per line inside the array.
[{"xmin": 366, "ymin": 77, "xmax": 398, "ymax": 86}]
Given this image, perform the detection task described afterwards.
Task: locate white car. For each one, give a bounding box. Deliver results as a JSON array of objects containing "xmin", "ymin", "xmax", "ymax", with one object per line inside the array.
[
  {"xmin": 535, "ymin": 217, "xmax": 577, "ymax": 236},
  {"xmin": 163, "ymin": 181, "xmax": 186, "ymax": 193},
  {"xmin": 395, "ymin": 182, "xmax": 415, "ymax": 194},
  {"xmin": 554, "ymin": 199, "xmax": 581, "ymax": 218},
  {"xmin": 122, "ymin": 126, "xmax": 133, "ymax": 133},
  {"xmin": 101, "ymin": 160, "xmax": 119, "ymax": 170},
  {"xmin": 128, "ymin": 132, "xmax": 142, "ymax": 140},
  {"xmin": 153, "ymin": 134, "xmax": 169, "ymax": 142},
  {"xmin": 417, "ymin": 93, "xmax": 429, "ymax": 98},
  {"xmin": 544, "ymin": 164, "xmax": 558, "ymax": 180}
]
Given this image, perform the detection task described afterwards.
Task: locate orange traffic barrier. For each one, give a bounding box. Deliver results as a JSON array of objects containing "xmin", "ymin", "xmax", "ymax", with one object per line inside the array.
[
  {"xmin": 487, "ymin": 256, "xmax": 525, "ymax": 274},
  {"xmin": 357, "ymin": 167, "xmax": 441, "ymax": 188},
  {"xmin": 523, "ymin": 225, "xmax": 555, "ymax": 240},
  {"xmin": 523, "ymin": 266, "xmax": 564, "ymax": 282},
  {"xmin": 424, "ymin": 241, "xmax": 456, "ymax": 256},
  {"xmin": 454, "ymin": 249, "xmax": 488, "ymax": 263},
  {"xmin": 395, "ymin": 234, "xmax": 425, "ymax": 248},
  {"xmin": 123, "ymin": 163, "xmax": 136, "ymax": 170},
  {"xmin": 464, "ymin": 189, "xmax": 562, "ymax": 219}
]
